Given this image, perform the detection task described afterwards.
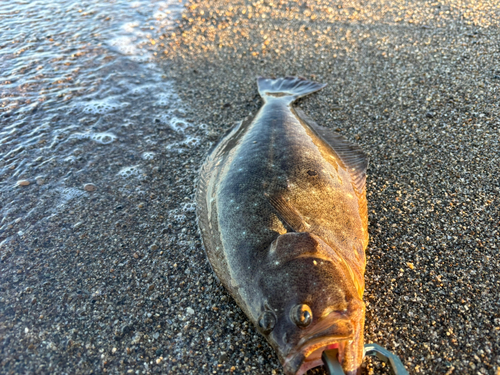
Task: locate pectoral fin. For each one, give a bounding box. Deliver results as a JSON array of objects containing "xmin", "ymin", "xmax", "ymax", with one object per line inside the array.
[{"xmin": 265, "ymin": 193, "xmax": 309, "ymax": 233}]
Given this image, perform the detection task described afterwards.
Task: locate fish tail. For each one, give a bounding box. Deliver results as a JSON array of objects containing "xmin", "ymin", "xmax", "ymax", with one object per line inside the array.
[{"xmin": 257, "ymin": 76, "xmax": 326, "ymax": 102}]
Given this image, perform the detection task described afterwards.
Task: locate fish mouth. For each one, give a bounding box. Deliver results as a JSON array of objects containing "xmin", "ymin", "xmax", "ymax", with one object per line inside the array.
[
  {"xmin": 283, "ymin": 336, "xmax": 352, "ymax": 375},
  {"xmin": 282, "ymin": 310, "xmax": 364, "ymax": 375}
]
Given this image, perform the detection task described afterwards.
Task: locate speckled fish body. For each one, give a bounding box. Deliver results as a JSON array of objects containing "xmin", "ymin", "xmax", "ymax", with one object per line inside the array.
[{"xmin": 196, "ymin": 77, "xmax": 369, "ymax": 375}]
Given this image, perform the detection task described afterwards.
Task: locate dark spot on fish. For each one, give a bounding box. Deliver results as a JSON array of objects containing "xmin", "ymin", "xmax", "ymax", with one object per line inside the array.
[{"xmin": 307, "ymin": 170, "xmax": 318, "ymax": 177}]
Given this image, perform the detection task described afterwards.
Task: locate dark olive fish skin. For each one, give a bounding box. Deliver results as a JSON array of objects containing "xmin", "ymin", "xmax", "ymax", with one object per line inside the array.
[{"xmin": 197, "ymin": 77, "xmax": 369, "ymax": 374}]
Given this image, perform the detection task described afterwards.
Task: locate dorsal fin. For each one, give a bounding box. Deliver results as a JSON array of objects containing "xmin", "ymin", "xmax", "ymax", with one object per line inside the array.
[{"xmin": 293, "ymin": 107, "xmax": 369, "ymax": 195}]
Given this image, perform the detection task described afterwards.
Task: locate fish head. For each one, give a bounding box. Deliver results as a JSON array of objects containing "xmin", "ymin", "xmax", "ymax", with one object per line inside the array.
[{"xmin": 255, "ymin": 232, "xmax": 365, "ymax": 375}]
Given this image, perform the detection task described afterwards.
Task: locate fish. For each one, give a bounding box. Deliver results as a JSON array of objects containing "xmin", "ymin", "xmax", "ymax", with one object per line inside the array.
[{"xmin": 196, "ymin": 77, "xmax": 369, "ymax": 375}]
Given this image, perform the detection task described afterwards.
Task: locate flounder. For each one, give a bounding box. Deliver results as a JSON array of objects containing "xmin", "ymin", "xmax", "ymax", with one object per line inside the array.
[{"xmin": 196, "ymin": 77, "xmax": 369, "ymax": 374}]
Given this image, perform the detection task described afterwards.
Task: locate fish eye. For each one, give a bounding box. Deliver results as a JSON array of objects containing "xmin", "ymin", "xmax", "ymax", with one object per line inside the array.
[
  {"xmin": 290, "ymin": 304, "xmax": 313, "ymax": 328},
  {"xmin": 258, "ymin": 311, "xmax": 276, "ymax": 334}
]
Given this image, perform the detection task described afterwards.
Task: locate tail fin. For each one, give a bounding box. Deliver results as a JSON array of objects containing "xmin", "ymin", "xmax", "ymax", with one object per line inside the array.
[{"xmin": 257, "ymin": 76, "xmax": 326, "ymax": 102}]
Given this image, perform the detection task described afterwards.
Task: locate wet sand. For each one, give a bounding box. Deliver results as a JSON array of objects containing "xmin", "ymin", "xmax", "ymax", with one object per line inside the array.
[{"xmin": 1, "ymin": 0, "xmax": 499, "ymax": 374}]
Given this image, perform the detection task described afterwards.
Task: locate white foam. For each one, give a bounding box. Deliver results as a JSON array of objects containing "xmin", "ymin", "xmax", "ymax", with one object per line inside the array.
[
  {"xmin": 91, "ymin": 132, "xmax": 116, "ymax": 144},
  {"xmin": 117, "ymin": 165, "xmax": 142, "ymax": 178},
  {"xmin": 166, "ymin": 135, "xmax": 200, "ymax": 154},
  {"xmin": 168, "ymin": 116, "xmax": 187, "ymax": 132},
  {"xmin": 69, "ymin": 131, "xmax": 116, "ymax": 144},
  {"xmin": 181, "ymin": 202, "xmax": 196, "ymax": 213},
  {"xmin": 141, "ymin": 152, "xmax": 155, "ymax": 160},
  {"xmin": 173, "ymin": 214, "xmax": 186, "ymax": 224},
  {"xmin": 183, "ymin": 135, "xmax": 200, "ymax": 147},
  {"xmin": 155, "ymin": 92, "xmax": 175, "ymax": 107},
  {"xmin": 75, "ymin": 97, "xmax": 130, "ymax": 115}
]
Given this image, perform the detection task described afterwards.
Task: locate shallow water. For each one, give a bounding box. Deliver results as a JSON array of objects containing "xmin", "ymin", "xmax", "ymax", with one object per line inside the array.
[
  {"xmin": 0, "ymin": 0, "xmax": 193, "ymax": 240},
  {"xmin": 0, "ymin": 2, "xmax": 228, "ymax": 373}
]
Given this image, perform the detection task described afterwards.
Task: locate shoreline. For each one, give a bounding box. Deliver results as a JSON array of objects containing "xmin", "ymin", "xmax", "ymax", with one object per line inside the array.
[{"xmin": 1, "ymin": 0, "xmax": 498, "ymax": 374}]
